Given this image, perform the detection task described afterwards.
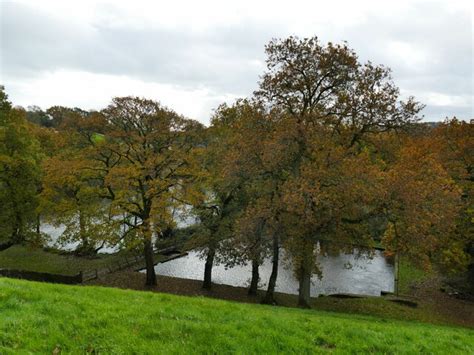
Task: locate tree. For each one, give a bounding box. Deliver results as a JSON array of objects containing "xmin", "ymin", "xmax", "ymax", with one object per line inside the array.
[
  {"xmin": 213, "ymin": 100, "xmax": 282, "ymax": 300},
  {"xmin": 46, "ymin": 106, "xmax": 90, "ymax": 128},
  {"xmin": 381, "ymin": 138, "xmax": 462, "ymax": 271},
  {"xmin": 254, "ymin": 36, "xmax": 424, "ymax": 307},
  {"xmin": 186, "ymin": 103, "xmax": 251, "ymax": 290},
  {"xmin": 233, "ymin": 196, "xmax": 275, "ymax": 296},
  {"xmin": 40, "ymin": 147, "xmax": 120, "ymax": 254},
  {"xmin": 189, "ymin": 186, "xmax": 243, "ymax": 290},
  {"xmin": 25, "ymin": 106, "xmax": 52, "ymax": 128},
  {"xmin": 81, "ymin": 97, "xmax": 203, "ymax": 286},
  {"xmin": 428, "ymin": 119, "xmax": 473, "ymax": 280},
  {"xmin": 200, "ymin": 99, "xmax": 291, "ymax": 301},
  {"xmin": 256, "ymin": 37, "xmax": 422, "ymax": 128},
  {"xmin": 0, "ymin": 87, "xmax": 42, "ymax": 244},
  {"xmin": 276, "ymin": 123, "xmax": 386, "ymax": 306}
]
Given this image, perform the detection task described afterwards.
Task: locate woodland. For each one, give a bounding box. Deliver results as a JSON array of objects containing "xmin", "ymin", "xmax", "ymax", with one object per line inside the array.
[{"xmin": 0, "ymin": 36, "xmax": 472, "ymax": 308}]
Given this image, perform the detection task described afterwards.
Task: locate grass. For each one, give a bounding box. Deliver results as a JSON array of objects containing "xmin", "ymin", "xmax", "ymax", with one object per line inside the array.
[
  {"xmin": 0, "ymin": 278, "xmax": 472, "ymax": 354},
  {"xmin": 0, "ymin": 235, "xmax": 11, "ymax": 245},
  {"xmin": 398, "ymin": 258, "xmax": 432, "ymax": 294},
  {"xmin": 311, "ymin": 295, "xmax": 448, "ymax": 325},
  {"xmin": 0, "ymin": 245, "xmax": 128, "ymax": 275},
  {"xmin": 91, "ymin": 132, "xmax": 105, "ymax": 143}
]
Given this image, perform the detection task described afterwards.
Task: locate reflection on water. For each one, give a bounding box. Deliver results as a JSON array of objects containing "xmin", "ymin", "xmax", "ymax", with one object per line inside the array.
[
  {"xmin": 40, "ymin": 208, "xmax": 196, "ymax": 254},
  {"xmin": 147, "ymin": 249, "xmax": 394, "ymax": 296}
]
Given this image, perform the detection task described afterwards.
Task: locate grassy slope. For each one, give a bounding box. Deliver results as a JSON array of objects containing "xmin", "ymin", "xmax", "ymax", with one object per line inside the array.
[
  {"xmin": 308, "ymin": 258, "xmax": 444, "ymax": 325},
  {"xmin": 0, "ymin": 245, "xmax": 126, "ymax": 275},
  {"xmin": 0, "ymin": 278, "xmax": 472, "ymax": 354},
  {"xmin": 312, "ymin": 296, "xmax": 444, "ymax": 325},
  {"xmin": 398, "ymin": 258, "xmax": 433, "ymax": 294}
]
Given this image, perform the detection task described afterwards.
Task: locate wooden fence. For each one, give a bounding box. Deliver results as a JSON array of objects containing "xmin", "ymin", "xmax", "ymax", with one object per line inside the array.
[
  {"xmin": 81, "ymin": 253, "xmax": 147, "ymax": 282},
  {"xmin": 81, "ymin": 246, "xmax": 180, "ymax": 282},
  {"xmin": 0, "ymin": 268, "xmax": 83, "ymax": 284},
  {"xmin": 0, "ymin": 246, "xmax": 181, "ymax": 284}
]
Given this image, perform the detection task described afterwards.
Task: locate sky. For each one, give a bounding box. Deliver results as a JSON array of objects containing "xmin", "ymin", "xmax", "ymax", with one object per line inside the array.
[{"xmin": 0, "ymin": 0, "xmax": 472, "ymax": 125}]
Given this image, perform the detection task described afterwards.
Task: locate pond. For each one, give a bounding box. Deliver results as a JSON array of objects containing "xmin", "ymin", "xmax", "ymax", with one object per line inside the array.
[
  {"xmin": 39, "ymin": 206, "xmax": 197, "ymax": 254},
  {"xmin": 40, "ymin": 223, "xmax": 119, "ymax": 254},
  {"xmin": 146, "ymin": 249, "xmax": 395, "ymax": 297}
]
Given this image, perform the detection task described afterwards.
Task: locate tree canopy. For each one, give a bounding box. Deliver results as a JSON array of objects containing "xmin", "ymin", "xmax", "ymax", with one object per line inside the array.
[{"xmin": 0, "ymin": 36, "xmax": 471, "ymax": 299}]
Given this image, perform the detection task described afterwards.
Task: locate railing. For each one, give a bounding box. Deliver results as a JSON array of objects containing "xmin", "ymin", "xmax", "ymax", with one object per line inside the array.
[
  {"xmin": 0, "ymin": 246, "xmax": 181, "ymax": 284},
  {"xmin": 0, "ymin": 268, "xmax": 83, "ymax": 284},
  {"xmin": 81, "ymin": 253, "xmax": 147, "ymax": 282},
  {"xmin": 81, "ymin": 246, "xmax": 180, "ymax": 282}
]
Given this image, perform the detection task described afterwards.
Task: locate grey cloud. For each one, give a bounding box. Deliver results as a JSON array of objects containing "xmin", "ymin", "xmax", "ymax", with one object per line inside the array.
[
  {"xmin": 1, "ymin": 1, "xmax": 472, "ymax": 121},
  {"xmin": 421, "ymin": 104, "xmax": 472, "ymax": 121},
  {"xmin": 326, "ymin": 3, "xmax": 472, "ymax": 119},
  {"xmin": 1, "ymin": 2, "xmax": 275, "ymax": 95}
]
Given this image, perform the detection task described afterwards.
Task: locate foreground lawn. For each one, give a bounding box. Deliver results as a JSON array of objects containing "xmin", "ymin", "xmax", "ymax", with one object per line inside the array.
[{"xmin": 0, "ymin": 278, "xmax": 472, "ymax": 354}]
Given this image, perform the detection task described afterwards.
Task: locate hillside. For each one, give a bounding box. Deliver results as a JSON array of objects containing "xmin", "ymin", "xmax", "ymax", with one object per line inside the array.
[{"xmin": 0, "ymin": 278, "xmax": 472, "ymax": 354}]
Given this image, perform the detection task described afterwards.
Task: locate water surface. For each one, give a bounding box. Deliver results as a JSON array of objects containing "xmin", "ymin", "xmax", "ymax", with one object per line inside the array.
[{"xmin": 148, "ymin": 249, "xmax": 394, "ymax": 297}]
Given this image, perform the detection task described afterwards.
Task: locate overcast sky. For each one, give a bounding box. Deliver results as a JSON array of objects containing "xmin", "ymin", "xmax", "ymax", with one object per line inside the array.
[{"xmin": 1, "ymin": 0, "xmax": 472, "ymax": 124}]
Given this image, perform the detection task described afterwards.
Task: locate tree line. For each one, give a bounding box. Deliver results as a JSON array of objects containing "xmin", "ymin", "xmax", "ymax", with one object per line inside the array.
[{"xmin": 1, "ymin": 36, "xmax": 472, "ymax": 306}]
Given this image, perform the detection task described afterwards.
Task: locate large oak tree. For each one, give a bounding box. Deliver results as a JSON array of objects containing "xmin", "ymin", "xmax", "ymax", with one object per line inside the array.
[{"xmin": 85, "ymin": 97, "xmax": 204, "ymax": 286}]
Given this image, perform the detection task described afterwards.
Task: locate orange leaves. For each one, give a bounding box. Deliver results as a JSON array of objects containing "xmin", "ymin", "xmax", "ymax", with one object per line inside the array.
[
  {"xmin": 381, "ymin": 135, "xmax": 463, "ymax": 267},
  {"xmin": 91, "ymin": 97, "xmax": 205, "ymax": 235}
]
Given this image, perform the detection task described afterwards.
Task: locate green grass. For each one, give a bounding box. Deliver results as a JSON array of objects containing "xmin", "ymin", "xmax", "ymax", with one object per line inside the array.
[
  {"xmin": 0, "ymin": 245, "xmax": 127, "ymax": 275},
  {"xmin": 0, "ymin": 278, "xmax": 472, "ymax": 354},
  {"xmin": 398, "ymin": 258, "xmax": 432, "ymax": 294},
  {"xmin": 311, "ymin": 295, "xmax": 449, "ymax": 326},
  {"xmin": 91, "ymin": 132, "xmax": 105, "ymax": 143},
  {"xmin": 0, "ymin": 235, "xmax": 11, "ymax": 245}
]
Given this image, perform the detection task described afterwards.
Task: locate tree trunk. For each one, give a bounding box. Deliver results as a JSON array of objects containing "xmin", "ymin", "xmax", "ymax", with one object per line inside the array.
[
  {"xmin": 11, "ymin": 211, "xmax": 23, "ymax": 244},
  {"xmin": 36, "ymin": 213, "xmax": 41, "ymax": 236},
  {"xmin": 296, "ymin": 238, "xmax": 314, "ymax": 308},
  {"xmin": 203, "ymin": 247, "xmax": 215, "ymax": 290},
  {"xmin": 78, "ymin": 210, "xmax": 88, "ymax": 249},
  {"xmin": 11, "ymin": 229, "xmax": 20, "ymax": 244},
  {"xmin": 248, "ymin": 258, "xmax": 260, "ymax": 296},
  {"xmin": 262, "ymin": 233, "xmax": 279, "ymax": 304},
  {"xmin": 144, "ymin": 234, "xmax": 157, "ymax": 286},
  {"xmin": 298, "ymin": 265, "xmax": 311, "ymax": 308},
  {"xmin": 394, "ymin": 253, "xmax": 400, "ymax": 296}
]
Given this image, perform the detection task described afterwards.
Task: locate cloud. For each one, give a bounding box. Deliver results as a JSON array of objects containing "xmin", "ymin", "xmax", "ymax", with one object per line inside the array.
[
  {"xmin": 1, "ymin": 1, "xmax": 271, "ymax": 92},
  {"xmin": 5, "ymin": 69, "xmax": 240, "ymax": 125},
  {"xmin": 1, "ymin": 0, "xmax": 472, "ymax": 123}
]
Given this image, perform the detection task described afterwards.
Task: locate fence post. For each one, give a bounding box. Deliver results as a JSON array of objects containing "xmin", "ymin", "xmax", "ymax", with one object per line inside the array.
[{"xmin": 394, "ymin": 253, "xmax": 400, "ymax": 296}]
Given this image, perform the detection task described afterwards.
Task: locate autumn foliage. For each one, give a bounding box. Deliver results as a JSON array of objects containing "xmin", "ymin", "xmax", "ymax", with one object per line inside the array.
[{"xmin": 0, "ymin": 36, "xmax": 471, "ymax": 299}]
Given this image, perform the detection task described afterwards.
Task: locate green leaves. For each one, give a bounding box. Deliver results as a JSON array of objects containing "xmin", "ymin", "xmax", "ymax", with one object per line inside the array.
[{"xmin": 0, "ymin": 88, "xmax": 42, "ymax": 243}]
